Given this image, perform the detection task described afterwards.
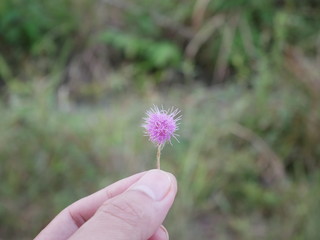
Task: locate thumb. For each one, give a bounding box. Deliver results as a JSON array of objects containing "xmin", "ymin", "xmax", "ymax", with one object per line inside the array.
[{"xmin": 69, "ymin": 170, "xmax": 177, "ymax": 240}]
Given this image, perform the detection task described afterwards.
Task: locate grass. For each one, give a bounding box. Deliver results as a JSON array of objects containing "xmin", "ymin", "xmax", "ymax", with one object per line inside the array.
[
  {"xmin": 1, "ymin": 0, "xmax": 320, "ymax": 239},
  {"xmin": 0, "ymin": 80, "xmax": 318, "ymax": 239}
]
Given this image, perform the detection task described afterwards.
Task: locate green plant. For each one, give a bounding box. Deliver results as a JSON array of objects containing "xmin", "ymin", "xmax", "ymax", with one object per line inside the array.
[{"xmin": 0, "ymin": 0, "xmax": 76, "ymax": 54}]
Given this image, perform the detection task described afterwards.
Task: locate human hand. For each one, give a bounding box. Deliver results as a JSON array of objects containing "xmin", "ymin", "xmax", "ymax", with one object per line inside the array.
[{"xmin": 35, "ymin": 170, "xmax": 177, "ymax": 240}]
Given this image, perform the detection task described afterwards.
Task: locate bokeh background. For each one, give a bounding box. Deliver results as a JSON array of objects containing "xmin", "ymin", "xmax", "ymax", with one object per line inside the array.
[{"xmin": 1, "ymin": 0, "xmax": 320, "ymax": 239}]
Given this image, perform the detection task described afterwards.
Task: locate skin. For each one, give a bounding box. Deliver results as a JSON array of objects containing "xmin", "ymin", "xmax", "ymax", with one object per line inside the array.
[{"xmin": 35, "ymin": 170, "xmax": 177, "ymax": 240}]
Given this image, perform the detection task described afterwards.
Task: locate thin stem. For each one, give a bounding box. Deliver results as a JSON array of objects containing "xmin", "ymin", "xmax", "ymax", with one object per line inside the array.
[{"xmin": 156, "ymin": 145, "xmax": 162, "ymax": 169}]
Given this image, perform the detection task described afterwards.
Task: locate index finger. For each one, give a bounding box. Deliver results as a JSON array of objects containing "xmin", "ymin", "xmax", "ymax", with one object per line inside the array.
[{"xmin": 35, "ymin": 171, "xmax": 147, "ymax": 240}]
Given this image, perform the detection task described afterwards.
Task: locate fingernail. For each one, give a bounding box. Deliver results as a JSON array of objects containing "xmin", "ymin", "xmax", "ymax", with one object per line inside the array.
[
  {"xmin": 129, "ymin": 170, "xmax": 172, "ymax": 201},
  {"xmin": 159, "ymin": 225, "xmax": 169, "ymax": 240}
]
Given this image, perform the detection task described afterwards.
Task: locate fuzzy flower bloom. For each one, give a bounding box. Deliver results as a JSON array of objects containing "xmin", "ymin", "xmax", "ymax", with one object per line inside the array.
[{"xmin": 143, "ymin": 105, "xmax": 181, "ymax": 146}]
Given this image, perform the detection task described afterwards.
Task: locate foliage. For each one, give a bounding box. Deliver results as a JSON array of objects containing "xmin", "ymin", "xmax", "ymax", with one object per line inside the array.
[
  {"xmin": 1, "ymin": 0, "xmax": 320, "ymax": 239},
  {"xmin": 100, "ymin": 30, "xmax": 181, "ymax": 70},
  {"xmin": 0, "ymin": 0, "xmax": 77, "ymax": 54},
  {"xmin": 0, "ymin": 82, "xmax": 318, "ymax": 239}
]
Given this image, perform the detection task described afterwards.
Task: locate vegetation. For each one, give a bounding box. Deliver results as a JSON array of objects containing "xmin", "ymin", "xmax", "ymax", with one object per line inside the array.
[{"xmin": 0, "ymin": 0, "xmax": 320, "ymax": 239}]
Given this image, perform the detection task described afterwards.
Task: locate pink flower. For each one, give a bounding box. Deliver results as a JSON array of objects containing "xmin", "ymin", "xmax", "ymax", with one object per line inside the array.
[{"xmin": 143, "ymin": 105, "xmax": 181, "ymax": 146}]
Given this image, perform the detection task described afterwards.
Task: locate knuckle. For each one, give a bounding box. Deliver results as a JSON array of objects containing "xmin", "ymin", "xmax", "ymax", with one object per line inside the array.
[
  {"xmin": 104, "ymin": 188, "xmax": 114, "ymax": 200},
  {"xmin": 100, "ymin": 197, "xmax": 147, "ymax": 229}
]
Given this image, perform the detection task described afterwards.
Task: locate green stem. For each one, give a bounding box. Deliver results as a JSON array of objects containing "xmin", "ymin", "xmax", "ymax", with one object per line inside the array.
[{"xmin": 156, "ymin": 145, "xmax": 162, "ymax": 169}]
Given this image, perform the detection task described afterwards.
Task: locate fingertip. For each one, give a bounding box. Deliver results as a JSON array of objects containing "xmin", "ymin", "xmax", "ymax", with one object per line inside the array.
[
  {"xmin": 131, "ymin": 169, "xmax": 177, "ymax": 201},
  {"xmin": 159, "ymin": 225, "xmax": 169, "ymax": 240},
  {"xmin": 149, "ymin": 225, "xmax": 169, "ymax": 240},
  {"xmin": 157, "ymin": 170, "xmax": 177, "ymax": 197},
  {"xmin": 147, "ymin": 169, "xmax": 177, "ymax": 187},
  {"xmin": 165, "ymin": 172, "xmax": 177, "ymax": 189}
]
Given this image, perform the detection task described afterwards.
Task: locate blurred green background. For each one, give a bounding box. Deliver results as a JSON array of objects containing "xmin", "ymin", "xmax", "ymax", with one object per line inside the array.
[{"xmin": 1, "ymin": 0, "xmax": 320, "ymax": 239}]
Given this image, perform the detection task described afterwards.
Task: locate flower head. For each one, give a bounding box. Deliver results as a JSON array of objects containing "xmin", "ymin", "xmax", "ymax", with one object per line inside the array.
[{"xmin": 143, "ymin": 105, "xmax": 181, "ymax": 146}]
